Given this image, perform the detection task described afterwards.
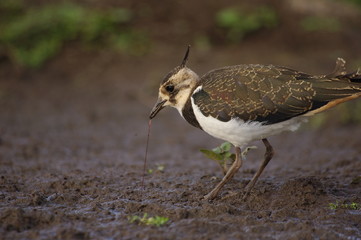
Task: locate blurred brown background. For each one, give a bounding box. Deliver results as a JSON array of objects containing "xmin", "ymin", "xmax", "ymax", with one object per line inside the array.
[
  {"xmin": 1, "ymin": 1, "xmax": 361, "ymax": 239},
  {"xmin": 1, "ymin": 0, "xmax": 361, "ymax": 124}
]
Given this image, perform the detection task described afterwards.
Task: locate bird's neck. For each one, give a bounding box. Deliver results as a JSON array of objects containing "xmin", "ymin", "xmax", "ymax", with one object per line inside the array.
[{"xmin": 180, "ymin": 85, "xmax": 203, "ymax": 130}]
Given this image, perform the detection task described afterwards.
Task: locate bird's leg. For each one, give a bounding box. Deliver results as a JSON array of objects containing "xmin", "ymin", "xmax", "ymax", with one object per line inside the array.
[
  {"xmin": 221, "ymin": 146, "xmax": 257, "ymax": 176},
  {"xmin": 204, "ymin": 147, "xmax": 243, "ymax": 200},
  {"xmin": 243, "ymin": 138, "xmax": 274, "ymax": 200}
]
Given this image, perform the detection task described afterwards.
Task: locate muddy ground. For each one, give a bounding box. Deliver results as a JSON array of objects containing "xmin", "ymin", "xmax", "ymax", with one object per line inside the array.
[{"xmin": 1, "ymin": 1, "xmax": 361, "ymax": 239}]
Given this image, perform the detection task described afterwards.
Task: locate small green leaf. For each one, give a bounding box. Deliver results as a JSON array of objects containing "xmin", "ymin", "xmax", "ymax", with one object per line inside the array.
[
  {"xmin": 348, "ymin": 202, "xmax": 360, "ymax": 210},
  {"xmin": 220, "ymin": 142, "xmax": 232, "ymax": 152},
  {"xmin": 156, "ymin": 164, "xmax": 165, "ymax": 172},
  {"xmin": 328, "ymin": 201, "xmax": 360, "ymax": 210},
  {"xmin": 212, "ymin": 146, "xmax": 222, "ymax": 154},
  {"xmin": 329, "ymin": 202, "xmax": 338, "ymax": 210},
  {"xmin": 146, "ymin": 216, "xmax": 169, "ymax": 227},
  {"xmin": 200, "ymin": 149, "xmax": 223, "ymax": 161},
  {"xmin": 128, "ymin": 213, "xmax": 169, "ymax": 227},
  {"xmin": 224, "ymin": 152, "xmax": 232, "ymax": 159}
]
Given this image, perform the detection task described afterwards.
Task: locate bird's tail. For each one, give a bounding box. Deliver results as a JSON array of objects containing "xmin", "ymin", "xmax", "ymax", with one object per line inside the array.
[
  {"xmin": 326, "ymin": 58, "xmax": 361, "ymax": 82},
  {"xmin": 343, "ymin": 70, "xmax": 361, "ymax": 84},
  {"xmin": 305, "ymin": 58, "xmax": 361, "ymax": 115}
]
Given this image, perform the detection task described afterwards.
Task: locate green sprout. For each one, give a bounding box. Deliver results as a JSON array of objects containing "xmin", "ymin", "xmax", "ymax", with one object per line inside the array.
[
  {"xmin": 328, "ymin": 202, "xmax": 338, "ymax": 210},
  {"xmin": 128, "ymin": 213, "xmax": 169, "ymax": 227},
  {"xmin": 147, "ymin": 164, "xmax": 165, "ymax": 174},
  {"xmin": 200, "ymin": 142, "xmax": 256, "ymax": 175},
  {"xmin": 329, "ymin": 201, "xmax": 360, "ymax": 210}
]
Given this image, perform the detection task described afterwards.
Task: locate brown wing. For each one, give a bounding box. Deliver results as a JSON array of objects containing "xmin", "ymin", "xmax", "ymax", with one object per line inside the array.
[{"xmin": 193, "ymin": 64, "xmax": 361, "ymax": 124}]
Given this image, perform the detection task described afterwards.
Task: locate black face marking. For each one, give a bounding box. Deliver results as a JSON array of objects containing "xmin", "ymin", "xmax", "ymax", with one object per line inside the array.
[
  {"xmin": 168, "ymin": 89, "xmax": 179, "ymax": 104},
  {"xmin": 166, "ymin": 84, "xmax": 192, "ymax": 104},
  {"xmin": 180, "ymin": 45, "xmax": 191, "ymax": 68}
]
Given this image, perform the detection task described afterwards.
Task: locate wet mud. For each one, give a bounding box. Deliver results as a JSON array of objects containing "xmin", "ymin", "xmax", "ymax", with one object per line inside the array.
[{"xmin": 1, "ymin": 50, "xmax": 360, "ymax": 240}]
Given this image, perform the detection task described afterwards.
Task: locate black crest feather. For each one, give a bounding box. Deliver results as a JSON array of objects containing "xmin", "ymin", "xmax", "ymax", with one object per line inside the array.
[{"xmin": 180, "ymin": 45, "xmax": 191, "ymax": 68}]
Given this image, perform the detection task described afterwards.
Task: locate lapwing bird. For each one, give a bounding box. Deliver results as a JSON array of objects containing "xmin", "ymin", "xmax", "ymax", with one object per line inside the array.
[{"xmin": 149, "ymin": 46, "xmax": 361, "ymax": 200}]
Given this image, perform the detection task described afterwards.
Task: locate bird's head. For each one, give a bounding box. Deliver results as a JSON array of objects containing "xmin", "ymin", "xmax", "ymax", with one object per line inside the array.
[{"xmin": 149, "ymin": 46, "xmax": 200, "ymax": 119}]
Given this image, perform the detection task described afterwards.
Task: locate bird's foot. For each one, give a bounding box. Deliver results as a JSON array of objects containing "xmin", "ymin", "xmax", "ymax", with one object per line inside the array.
[
  {"xmin": 242, "ymin": 189, "xmax": 251, "ymax": 201},
  {"xmin": 242, "ymin": 180, "xmax": 256, "ymax": 201},
  {"xmin": 203, "ymin": 191, "xmax": 217, "ymax": 201},
  {"xmin": 220, "ymin": 191, "xmax": 240, "ymax": 200}
]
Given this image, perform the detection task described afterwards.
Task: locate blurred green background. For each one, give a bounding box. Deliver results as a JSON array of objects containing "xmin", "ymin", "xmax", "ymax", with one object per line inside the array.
[{"xmin": 0, "ymin": 0, "xmax": 361, "ymax": 124}]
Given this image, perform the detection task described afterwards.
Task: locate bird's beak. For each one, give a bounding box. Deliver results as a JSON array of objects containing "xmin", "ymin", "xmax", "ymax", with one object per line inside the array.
[{"xmin": 149, "ymin": 98, "xmax": 167, "ymax": 119}]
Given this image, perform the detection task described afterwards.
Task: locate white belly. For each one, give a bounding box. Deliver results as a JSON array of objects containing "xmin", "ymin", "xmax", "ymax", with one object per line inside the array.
[{"xmin": 190, "ymin": 97, "xmax": 307, "ymax": 147}]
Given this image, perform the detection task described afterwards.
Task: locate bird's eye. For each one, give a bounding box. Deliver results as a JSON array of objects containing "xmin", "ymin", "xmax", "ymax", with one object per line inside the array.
[{"xmin": 165, "ymin": 85, "xmax": 174, "ymax": 93}]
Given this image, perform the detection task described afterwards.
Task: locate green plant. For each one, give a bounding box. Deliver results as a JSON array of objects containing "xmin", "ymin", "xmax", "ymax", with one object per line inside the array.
[
  {"xmin": 200, "ymin": 142, "xmax": 256, "ymax": 175},
  {"xmin": 215, "ymin": 6, "xmax": 278, "ymax": 42},
  {"xmin": 128, "ymin": 213, "xmax": 169, "ymax": 227},
  {"xmin": 300, "ymin": 16, "xmax": 341, "ymax": 32},
  {"xmin": 0, "ymin": 2, "xmax": 149, "ymax": 68},
  {"xmin": 329, "ymin": 201, "xmax": 360, "ymax": 210},
  {"xmin": 147, "ymin": 164, "xmax": 165, "ymax": 174},
  {"xmin": 200, "ymin": 142, "xmax": 235, "ymax": 175}
]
